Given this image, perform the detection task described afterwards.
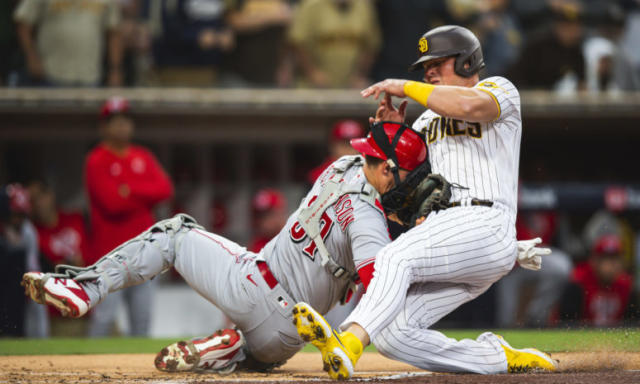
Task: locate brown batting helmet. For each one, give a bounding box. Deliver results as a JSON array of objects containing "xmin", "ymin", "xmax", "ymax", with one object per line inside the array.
[{"xmin": 409, "ymin": 25, "xmax": 485, "ymax": 78}]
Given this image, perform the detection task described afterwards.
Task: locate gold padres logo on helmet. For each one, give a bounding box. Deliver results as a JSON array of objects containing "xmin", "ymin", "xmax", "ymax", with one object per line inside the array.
[{"xmin": 418, "ymin": 37, "xmax": 428, "ymax": 53}]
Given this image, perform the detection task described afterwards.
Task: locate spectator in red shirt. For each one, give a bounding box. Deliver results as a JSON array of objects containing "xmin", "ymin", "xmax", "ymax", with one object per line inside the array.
[
  {"xmin": 561, "ymin": 234, "xmax": 633, "ymax": 327},
  {"xmin": 28, "ymin": 180, "xmax": 90, "ymax": 336},
  {"xmin": 85, "ymin": 96, "xmax": 174, "ymax": 337},
  {"xmin": 247, "ymin": 188, "xmax": 287, "ymax": 253},
  {"xmin": 28, "ymin": 181, "xmax": 89, "ymax": 271},
  {"xmin": 86, "ymin": 97, "xmax": 174, "ymax": 263},
  {"xmin": 307, "ymin": 119, "xmax": 365, "ymax": 184}
]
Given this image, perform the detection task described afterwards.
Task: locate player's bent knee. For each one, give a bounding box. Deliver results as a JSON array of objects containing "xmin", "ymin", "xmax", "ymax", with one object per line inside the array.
[
  {"xmin": 370, "ymin": 322, "xmax": 413, "ymax": 359},
  {"xmin": 371, "ymin": 333, "xmax": 394, "ymax": 359},
  {"xmin": 244, "ymin": 329, "xmax": 304, "ymax": 366}
]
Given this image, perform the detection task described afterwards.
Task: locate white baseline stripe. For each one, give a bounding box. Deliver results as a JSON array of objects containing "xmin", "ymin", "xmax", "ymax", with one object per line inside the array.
[
  {"xmin": 4, "ymin": 370, "xmax": 434, "ymax": 383},
  {"xmin": 6, "ymin": 369, "xmax": 640, "ymax": 384}
]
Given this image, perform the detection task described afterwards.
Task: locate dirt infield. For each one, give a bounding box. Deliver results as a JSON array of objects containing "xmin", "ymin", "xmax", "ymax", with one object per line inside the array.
[{"xmin": 1, "ymin": 352, "xmax": 640, "ymax": 383}]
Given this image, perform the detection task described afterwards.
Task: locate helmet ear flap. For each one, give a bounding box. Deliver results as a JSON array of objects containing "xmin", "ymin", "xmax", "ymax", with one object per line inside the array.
[
  {"xmin": 454, "ymin": 47, "xmax": 485, "ymax": 77},
  {"xmin": 454, "ymin": 55, "xmax": 469, "ymax": 77}
]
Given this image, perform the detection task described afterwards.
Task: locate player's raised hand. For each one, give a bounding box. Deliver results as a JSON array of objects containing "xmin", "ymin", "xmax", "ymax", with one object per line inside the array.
[
  {"xmin": 361, "ymin": 79, "xmax": 408, "ymax": 100},
  {"xmin": 368, "ymin": 93, "xmax": 408, "ymax": 124}
]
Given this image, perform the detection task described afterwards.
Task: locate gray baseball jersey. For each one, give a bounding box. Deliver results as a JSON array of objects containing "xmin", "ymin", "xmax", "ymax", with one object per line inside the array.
[
  {"xmin": 343, "ymin": 76, "xmax": 521, "ymax": 374},
  {"xmin": 264, "ymin": 155, "xmax": 390, "ymax": 314},
  {"xmin": 81, "ymin": 155, "xmax": 390, "ymax": 366}
]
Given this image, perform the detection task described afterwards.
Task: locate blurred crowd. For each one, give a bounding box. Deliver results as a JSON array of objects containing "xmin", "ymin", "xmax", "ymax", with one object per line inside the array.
[
  {"xmin": 496, "ymin": 209, "xmax": 639, "ymax": 328},
  {"xmin": 0, "ymin": 0, "xmax": 639, "ymax": 91}
]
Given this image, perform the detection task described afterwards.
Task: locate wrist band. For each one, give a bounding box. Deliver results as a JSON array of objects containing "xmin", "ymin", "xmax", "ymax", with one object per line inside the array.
[{"xmin": 403, "ymin": 81, "xmax": 435, "ymax": 107}]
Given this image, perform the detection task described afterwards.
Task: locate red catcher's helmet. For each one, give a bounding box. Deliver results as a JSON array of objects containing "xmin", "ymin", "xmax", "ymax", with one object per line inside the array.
[
  {"xmin": 350, "ymin": 121, "xmax": 426, "ymax": 171},
  {"xmin": 100, "ymin": 96, "xmax": 130, "ymax": 119}
]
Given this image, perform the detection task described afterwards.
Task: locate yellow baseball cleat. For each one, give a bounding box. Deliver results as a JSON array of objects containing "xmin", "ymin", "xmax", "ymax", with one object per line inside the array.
[
  {"xmin": 496, "ymin": 335, "xmax": 558, "ymax": 373},
  {"xmin": 292, "ymin": 302, "xmax": 363, "ymax": 380}
]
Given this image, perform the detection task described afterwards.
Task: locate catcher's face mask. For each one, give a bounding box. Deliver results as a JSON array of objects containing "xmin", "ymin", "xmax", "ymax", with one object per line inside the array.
[
  {"xmin": 381, "ymin": 161, "xmax": 431, "ymax": 222},
  {"xmin": 350, "ymin": 121, "xmax": 430, "ymax": 219}
]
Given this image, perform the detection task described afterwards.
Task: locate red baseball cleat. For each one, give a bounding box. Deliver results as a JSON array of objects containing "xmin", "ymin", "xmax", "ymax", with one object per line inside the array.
[
  {"xmin": 155, "ymin": 328, "xmax": 245, "ymax": 374},
  {"xmin": 21, "ymin": 272, "xmax": 91, "ymax": 318}
]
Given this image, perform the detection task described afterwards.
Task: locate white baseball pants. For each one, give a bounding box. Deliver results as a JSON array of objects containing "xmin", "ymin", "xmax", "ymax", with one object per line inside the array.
[{"xmin": 343, "ymin": 204, "xmax": 517, "ymax": 373}]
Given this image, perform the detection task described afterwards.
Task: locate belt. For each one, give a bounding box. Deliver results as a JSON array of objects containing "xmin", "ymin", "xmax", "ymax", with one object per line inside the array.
[
  {"xmin": 448, "ymin": 199, "xmax": 494, "ymax": 208},
  {"xmin": 257, "ymin": 260, "xmax": 278, "ymax": 289}
]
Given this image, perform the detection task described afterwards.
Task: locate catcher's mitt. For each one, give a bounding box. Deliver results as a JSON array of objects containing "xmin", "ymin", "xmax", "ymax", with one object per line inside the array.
[{"xmin": 403, "ymin": 174, "xmax": 452, "ymax": 227}]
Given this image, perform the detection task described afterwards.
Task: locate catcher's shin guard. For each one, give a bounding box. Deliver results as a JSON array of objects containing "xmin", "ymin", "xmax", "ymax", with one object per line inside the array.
[
  {"xmin": 57, "ymin": 214, "xmax": 203, "ymax": 295},
  {"xmin": 496, "ymin": 335, "xmax": 558, "ymax": 373},
  {"xmin": 293, "ymin": 302, "xmax": 363, "ymax": 380},
  {"xmin": 155, "ymin": 329, "xmax": 245, "ymax": 373}
]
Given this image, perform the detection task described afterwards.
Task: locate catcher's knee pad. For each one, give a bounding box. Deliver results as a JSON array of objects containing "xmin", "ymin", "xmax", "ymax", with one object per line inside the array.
[{"xmin": 148, "ymin": 213, "xmax": 203, "ymax": 235}]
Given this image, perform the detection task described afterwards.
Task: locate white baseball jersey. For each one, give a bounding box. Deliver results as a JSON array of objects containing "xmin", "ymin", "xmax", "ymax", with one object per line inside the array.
[
  {"xmin": 264, "ymin": 155, "xmax": 391, "ymax": 314},
  {"xmin": 412, "ymin": 76, "xmax": 521, "ymax": 214},
  {"xmin": 343, "ymin": 76, "xmax": 522, "ymax": 374}
]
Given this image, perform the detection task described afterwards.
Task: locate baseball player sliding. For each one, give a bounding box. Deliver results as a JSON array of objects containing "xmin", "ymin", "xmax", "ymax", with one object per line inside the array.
[
  {"xmin": 293, "ymin": 25, "xmax": 558, "ymax": 379},
  {"xmin": 21, "ymin": 122, "xmax": 429, "ymax": 373}
]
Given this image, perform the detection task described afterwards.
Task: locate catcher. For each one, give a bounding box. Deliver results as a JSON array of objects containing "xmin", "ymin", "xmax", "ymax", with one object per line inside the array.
[{"xmin": 22, "ymin": 121, "xmax": 430, "ymax": 373}]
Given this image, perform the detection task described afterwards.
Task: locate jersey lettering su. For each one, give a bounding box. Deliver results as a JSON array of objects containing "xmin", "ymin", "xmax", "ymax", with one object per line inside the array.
[{"xmin": 263, "ymin": 156, "xmax": 390, "ymax": 314}]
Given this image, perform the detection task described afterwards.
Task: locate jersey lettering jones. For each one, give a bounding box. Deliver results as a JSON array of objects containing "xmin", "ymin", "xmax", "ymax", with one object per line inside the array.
[{"xmin": 411, "ymin": 76, "xmax": 522, "ymax": 213}]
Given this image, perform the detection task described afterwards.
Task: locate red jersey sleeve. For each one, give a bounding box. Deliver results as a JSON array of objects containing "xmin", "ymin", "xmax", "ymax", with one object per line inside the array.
[{"xmin": 356, "ymin": 262, "xmax": 375, "ymax": 290}]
